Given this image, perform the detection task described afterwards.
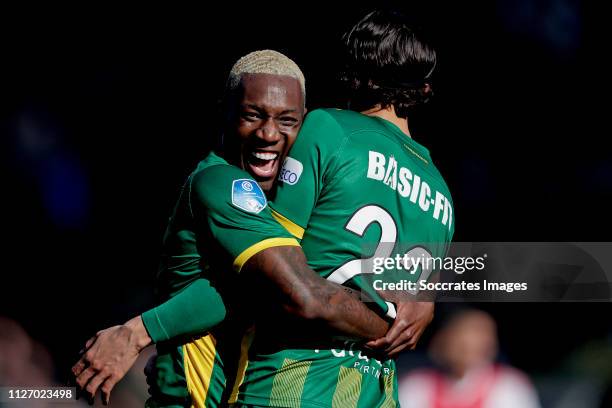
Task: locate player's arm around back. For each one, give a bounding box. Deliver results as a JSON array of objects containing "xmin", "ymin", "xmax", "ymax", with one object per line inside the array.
[
  {"xmin": 242, "ymin": 245, "xmax": 389, "ymax": 341},
  {"xmin": 191, "ymin": 164, "xmax": 390, "ymax": 341}
]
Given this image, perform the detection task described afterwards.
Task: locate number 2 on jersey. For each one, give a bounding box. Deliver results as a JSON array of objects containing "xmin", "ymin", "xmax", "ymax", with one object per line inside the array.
[{"xmin": 326, "ymin": 205, "xmax": 433, "ymax": 294}]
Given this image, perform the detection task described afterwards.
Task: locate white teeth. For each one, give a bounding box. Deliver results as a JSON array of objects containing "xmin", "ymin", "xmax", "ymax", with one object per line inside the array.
[{"xmin": 252, "ymin": 152, "xmax": 278, "ymax": 161}]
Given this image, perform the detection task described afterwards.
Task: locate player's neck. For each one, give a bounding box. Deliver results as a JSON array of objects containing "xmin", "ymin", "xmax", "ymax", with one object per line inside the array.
[{"xmin": 361, "ymin": 105, "xmax": 411, "ymax": 138}]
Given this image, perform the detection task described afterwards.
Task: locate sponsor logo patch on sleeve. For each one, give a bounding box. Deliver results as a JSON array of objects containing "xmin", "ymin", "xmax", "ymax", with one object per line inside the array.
[
  {"xmin": 231, "ymin": 179, "xmax": 267, "ymax": 214},
  {"xmin": 278, "ymin": 156, "xmax": 303, "ymax": 185}
]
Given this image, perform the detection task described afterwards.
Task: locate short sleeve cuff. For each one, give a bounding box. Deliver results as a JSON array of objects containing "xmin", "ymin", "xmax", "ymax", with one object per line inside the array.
[{"xmin": 233, "ymin": 237, "xmax": 300, "ymax": 272}]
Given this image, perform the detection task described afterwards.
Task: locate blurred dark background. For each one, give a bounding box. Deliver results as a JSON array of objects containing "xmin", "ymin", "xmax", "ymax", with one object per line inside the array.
[{"xmin": 1, "ymin": 1, "xmax": 610, "ymax": 406}]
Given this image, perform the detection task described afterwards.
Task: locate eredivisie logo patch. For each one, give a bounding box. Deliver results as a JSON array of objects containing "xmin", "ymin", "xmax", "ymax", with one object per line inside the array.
[{"xmin": 231, "ymin": 179, "xmax": 267, "ymax": 214}]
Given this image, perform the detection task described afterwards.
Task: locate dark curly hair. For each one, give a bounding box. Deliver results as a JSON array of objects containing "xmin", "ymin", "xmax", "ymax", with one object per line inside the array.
[{"xmin": 340, "ymin": 10, "xmax": 437, "ymax": 118}]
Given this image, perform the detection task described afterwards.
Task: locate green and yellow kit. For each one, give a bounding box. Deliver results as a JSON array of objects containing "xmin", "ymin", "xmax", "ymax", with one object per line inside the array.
[
  {"xmin": 233, "ymin": 109, "xmax": 455, "ymax": 408},
  {"xmin": 142, "ymin": 151, "xmax": 299, "ymax": 407}
]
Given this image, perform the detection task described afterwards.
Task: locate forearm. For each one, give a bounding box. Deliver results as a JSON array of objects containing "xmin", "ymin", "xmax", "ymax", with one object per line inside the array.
[
  {"xmin": 306, "ymin": 274, "xmax": 390, "ymax": 340},
  {"xmin": 244, "ymin": 246, "xmax": 389, "ymax": 341},
  {"xmin": 141, "ymin": 278, "xmax": 226, "ymax": 343}
]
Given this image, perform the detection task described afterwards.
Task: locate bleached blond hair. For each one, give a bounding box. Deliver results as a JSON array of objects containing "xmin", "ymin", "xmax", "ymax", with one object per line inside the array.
[{"xmin": 227, "ymin": 50, "xmax": 306, "ymax": 101}]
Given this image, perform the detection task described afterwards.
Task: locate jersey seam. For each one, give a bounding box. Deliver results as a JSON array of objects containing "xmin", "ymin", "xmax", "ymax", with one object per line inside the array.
[
  {"xmin": 152, "ymin": 309, "xmax": 170, "ymax": 342},
  {"xmin": 187, "ymin": 174, "xmax": 195, "ymax": 220},
  {"xmin": 320, "ymin": 110, "xmax": 353, "ymax": 192}
]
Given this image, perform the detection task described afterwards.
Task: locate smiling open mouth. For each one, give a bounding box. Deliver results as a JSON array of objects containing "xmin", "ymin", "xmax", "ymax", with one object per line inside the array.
[{"xmin": 246, "ymin": 150, "xmax": 280, "ymax": 179}]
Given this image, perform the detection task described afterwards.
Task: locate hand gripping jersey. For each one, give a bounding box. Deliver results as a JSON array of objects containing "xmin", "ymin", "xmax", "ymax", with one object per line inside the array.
[
  {"xmin": 233, "ymin": 109, "xmax": 455, "ymax": 408},
  {"xmin": 143, "ymin": 151, "xmax": 299, "ymax": 408}
]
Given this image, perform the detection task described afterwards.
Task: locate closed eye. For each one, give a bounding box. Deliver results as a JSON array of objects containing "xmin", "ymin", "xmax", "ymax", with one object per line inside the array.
[
  {"xmin": 243, "ymin": 111, "xmax": 263, "ymax": 121},
  {"xmin": 279, "ymin": 116, "xmax": 298, "ymax": 126}
]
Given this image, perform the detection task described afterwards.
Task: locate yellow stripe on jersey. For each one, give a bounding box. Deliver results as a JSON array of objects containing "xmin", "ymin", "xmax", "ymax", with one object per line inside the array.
[
  {"xmin": 183, "ymin": 334, "xmax": 217, "ymax": 408},
  {"xmin": 271, "ymin": 210, "xmax": 305, "ymax": 239},
  {"xmin": 403, "ymin": 143, "xmax": 430, "ymax": 165},
  {"xmin": 332, "ymin": 367, "xmax": 362, "ymax": 408},
  {"xmin": 380, "ymin": 370, "xmax": 397, "ymax": 408},
  {"xmin": 233, "ymin": 237, "xmax": 300, "ymax": 272},
  {"xmin": 269, "ymin": 358, "xmax": 311, "ymax": 407},
  {"xmin": 228, "ymin": 326, "xmax": 256, "ymax": 404}
]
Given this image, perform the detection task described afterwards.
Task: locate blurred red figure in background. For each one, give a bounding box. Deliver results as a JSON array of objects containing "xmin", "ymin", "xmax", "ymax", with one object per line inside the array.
[{"xmin": 398, "ymin": 309, "xmax": 541, "ymax": 408}]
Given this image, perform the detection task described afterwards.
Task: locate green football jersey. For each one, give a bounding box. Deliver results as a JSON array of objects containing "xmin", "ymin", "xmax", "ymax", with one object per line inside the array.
[
  {"xmin": 145, "ymin": 151, "xmax": 299, "ymax": 408},
  {"xmin": 233, "ymin": 109, "xmax": 454, "ymax": 408}
]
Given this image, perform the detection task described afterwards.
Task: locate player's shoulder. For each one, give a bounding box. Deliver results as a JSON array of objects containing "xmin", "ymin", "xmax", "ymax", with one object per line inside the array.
[
  {"xmin": 307, "ymin": 108, "xmax": 375, "ymax": 131},
  {"xmin": 190, "ymin": 152, "xmax": 259, "ymax": 204},
  {"xmin": 300, "ymin": 109, "xmax": 380, "ymax": 151},
  {"xmin": 191, "ymin": 152, "xmax": 248, "ymax": 184}
]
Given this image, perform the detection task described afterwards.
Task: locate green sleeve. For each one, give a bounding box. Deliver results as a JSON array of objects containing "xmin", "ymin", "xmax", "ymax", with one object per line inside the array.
[
  {"xmin": 191, "ymin": 164, "xmax": 300, "ymax": 271},
  {"xmin": 143, "ymin": 163, "xmax": 300, "ymax": 342},
  {"xmin": 141, "ymin": 278, "xmax": 226, "ymax": 343},
  {"xmin": 270, "ymin": 109, "xmax": 346, "ymax": 237}
]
